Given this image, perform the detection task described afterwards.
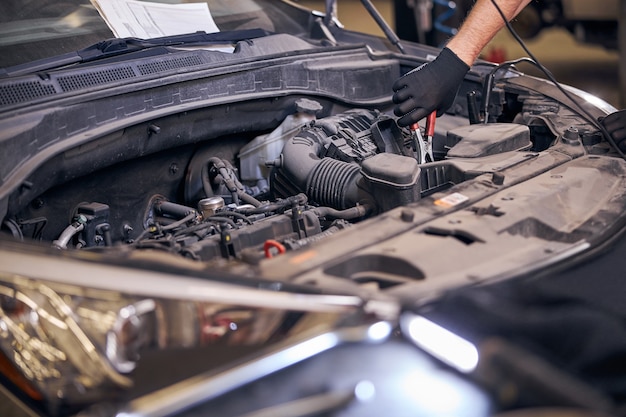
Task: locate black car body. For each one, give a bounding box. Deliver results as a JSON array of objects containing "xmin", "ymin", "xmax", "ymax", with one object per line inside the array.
[{"xmin": 0, "ymin": 1, "xmax": 625, "ymax": 416}]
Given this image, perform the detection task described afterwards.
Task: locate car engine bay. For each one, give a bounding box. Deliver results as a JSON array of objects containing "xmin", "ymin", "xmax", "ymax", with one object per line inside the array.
[
  {"xmin": 3, "ymin": 81, "xmax": 625, "ymax": 288},
  {"xmin": 0, "ymin": 28, "xmax": 623, "ymax": 302},
  {"xmin": 0, "ymin": 99, "xmax": 545, "ymax": 255}
]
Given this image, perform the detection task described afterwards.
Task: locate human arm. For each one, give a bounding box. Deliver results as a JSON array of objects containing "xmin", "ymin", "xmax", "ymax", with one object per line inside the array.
[
  {"xmin": 392, "ymin": 0, "xmax": 533, "ymax": 127},
  {"xmin": 447, "ymin": 0, "xmax": 532, "ymax": 65}
]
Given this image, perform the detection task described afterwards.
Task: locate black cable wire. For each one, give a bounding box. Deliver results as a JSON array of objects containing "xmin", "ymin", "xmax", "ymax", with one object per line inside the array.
[
  {"xmin": 160, "ymin": 212, "xmax": 196, "ymax": 231},
  {"xmin": 205, "ymin": 216, "xmax": 239, "ymax": 229},
  {"xmin": 172, "ymin": 222, "xmax": 216, "ymax": 237},
  {"xmin": 481, "ymin": 56, "xmax": 546, "ymax": 122},
  {"xmin": 489, "ymin": 0, "xmax": 625, "ymax": 159},
  {"xmin": 209, "ymin": 211, "xmax": 253, "ymax": 225}
]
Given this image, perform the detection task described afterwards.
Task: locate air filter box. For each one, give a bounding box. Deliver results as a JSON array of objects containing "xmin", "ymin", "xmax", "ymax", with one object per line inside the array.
[{"xmin": 361, "ymin": 153, "xmax": 421, "ymax": 212}]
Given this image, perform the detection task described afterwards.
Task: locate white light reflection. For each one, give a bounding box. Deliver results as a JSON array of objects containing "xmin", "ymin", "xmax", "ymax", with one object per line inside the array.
[
  {"xmin": 354, "ymin": 380, "xmax": 376, "ymax": 402},
  {"xmin": 405, "ymin": 315, "xmax": 479, "ymax": 373},
  {"xmin": 366, "ymin": 321, "xmax": 392, "ymax": 342},
  {"xmin": 562, "ymin": 84, "xmax": 617, "ymax": 114},
  {"xmin": 403, "ymin": 370, "xmax": 467, "ymax": 414}
]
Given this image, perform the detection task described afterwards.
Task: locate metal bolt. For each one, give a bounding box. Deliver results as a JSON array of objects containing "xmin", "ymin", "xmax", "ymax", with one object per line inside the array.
[
  {"xmin": 169, "ymin": 162, "xmax": 179, "ymax": 176},
  {"xmin": 492, "ymin": 172, "xmax": 505, "ymax": 185},
  {"xmin": 400, "ymin": 209, "xmax": 414, "ymax": 222},
  {"xmin": 31, "ymin": 198, "xmax": 45, "ymax": 209},
  {"xmin": 562, "ymin": 126, "xmax": 580, "ymax": 145}
]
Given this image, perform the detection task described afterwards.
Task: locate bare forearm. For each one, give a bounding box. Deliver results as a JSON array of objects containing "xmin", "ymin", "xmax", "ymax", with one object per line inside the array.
[
  {"xmin": 391, "ymin": 0, "xmax": 532, "ymax": 125},
  {"xmin": 446, "ymin": 0, "xmax": 532, "ymax": 65}
]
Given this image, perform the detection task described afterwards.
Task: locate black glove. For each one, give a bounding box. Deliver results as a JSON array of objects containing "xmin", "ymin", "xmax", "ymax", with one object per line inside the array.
[
  {"xmin": 392, "ymin": 47, "xmax": 470, "ymax": 127},
  {"xmin": 600, "ymin": 109, "xmax": 626, "ymax": 151}
]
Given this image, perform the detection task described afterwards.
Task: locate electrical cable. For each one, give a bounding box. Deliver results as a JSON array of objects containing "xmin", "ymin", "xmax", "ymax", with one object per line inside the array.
[
  {"xmin": 481, "ymin": 56, "xmax": 551, "ymax": 123},
  {"xmin": 172, "ymin": 222, "xmax": 217, "ymax": 237},
  {"xmin": 312, "ymin": 204, "xmax": 371, "ymax": 220},
  {"xmin": 160, "ymin": 212, "xmax": 196, "ymax": 231},
  {"xmin": 208, "ymin": 211, "xmax": 253, "ymax": 225},
  {"xmin": 488, "ymin": 0, "xmax": 625, "ymax": 160},
  {"xmin": 238, "ymin": 193, "xmax": 308, "ymax": 215},
  {"xmin": 204, "ymin": 216, "xmax": 239, "ymax": 229}
]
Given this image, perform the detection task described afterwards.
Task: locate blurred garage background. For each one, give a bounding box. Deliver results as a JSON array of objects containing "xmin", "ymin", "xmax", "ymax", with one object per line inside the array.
[{"xmin": 296, "ymin": 0, "xmax": 623, "ymax": 109}]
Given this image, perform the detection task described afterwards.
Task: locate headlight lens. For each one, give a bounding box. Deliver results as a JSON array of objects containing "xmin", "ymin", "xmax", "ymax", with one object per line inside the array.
[{"xmin": 0, "ymin": 270, "xmax": 360, "ymax": 409}]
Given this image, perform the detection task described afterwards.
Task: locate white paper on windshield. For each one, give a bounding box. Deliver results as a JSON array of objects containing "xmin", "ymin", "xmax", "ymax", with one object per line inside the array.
[{"xmin": 90, "ymin": 0, "xmax": 220, "ymax": 39}]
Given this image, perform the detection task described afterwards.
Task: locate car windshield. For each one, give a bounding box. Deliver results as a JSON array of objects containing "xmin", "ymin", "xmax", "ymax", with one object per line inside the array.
[{"xmin": 0, "ymin": 0, "xmax": 308, "ymax": 69}]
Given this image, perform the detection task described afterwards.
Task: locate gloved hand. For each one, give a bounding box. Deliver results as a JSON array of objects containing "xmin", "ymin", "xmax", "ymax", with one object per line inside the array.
[
  {"xmin": 392, "ymin": 47, "xmax": 470, "ymax": 127},
  {"xmin": 599, "ymin": 109, "xmax": 626, "ymax": 151}
]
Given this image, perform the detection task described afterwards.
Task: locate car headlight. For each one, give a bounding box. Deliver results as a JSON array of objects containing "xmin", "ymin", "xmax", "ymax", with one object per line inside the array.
[{"xmin": 0, "ymin": 252, "xmax": 364, "ymax": 410}]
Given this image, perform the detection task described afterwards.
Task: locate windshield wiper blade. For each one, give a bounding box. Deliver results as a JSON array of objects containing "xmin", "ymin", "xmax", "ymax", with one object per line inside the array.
[{"xmin": 0, "ymin": 29, "xmax": 272, "ymax": 77}]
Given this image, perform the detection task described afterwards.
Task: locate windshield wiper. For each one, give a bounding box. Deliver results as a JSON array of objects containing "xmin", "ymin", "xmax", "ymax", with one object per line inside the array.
[{"xmin": 0, "ymin": 29, "xmax": 272, "ymax": 77}]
